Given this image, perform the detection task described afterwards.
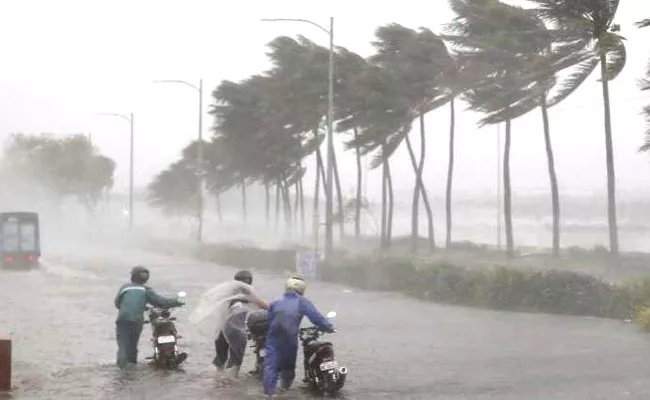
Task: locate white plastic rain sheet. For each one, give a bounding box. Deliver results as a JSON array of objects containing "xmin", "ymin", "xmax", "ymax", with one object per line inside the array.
[{"xmin": 189, "ymin": 280, "xmax": 254, "ymax": 340}]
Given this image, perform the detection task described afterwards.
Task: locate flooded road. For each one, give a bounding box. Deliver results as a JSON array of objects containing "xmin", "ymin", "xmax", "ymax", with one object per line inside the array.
[{"xmin": 2, "ymin": 241, "xmax": 650, "ymax": 399}]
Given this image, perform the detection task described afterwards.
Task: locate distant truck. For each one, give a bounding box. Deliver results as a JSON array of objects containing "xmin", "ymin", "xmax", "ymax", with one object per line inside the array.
[{"xmin": 0, "ymin": 212, "xmax": 40, "ymax": 269}]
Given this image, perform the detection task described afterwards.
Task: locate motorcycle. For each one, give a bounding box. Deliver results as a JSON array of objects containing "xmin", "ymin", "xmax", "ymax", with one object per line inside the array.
[
  {"xmin": 246, "ymin": 310, "xmax": 347, "ymax": 396},
  {"xmin": 300, "ymin": 311, "xmax": 347, "ymax": 396},
  {"xmin": 145, "ymin": 291, "xmax": 188, "ymax": 370},
  {"xmin": 246, "ymin": 309, "xmax": 268, "ymax": 377}
]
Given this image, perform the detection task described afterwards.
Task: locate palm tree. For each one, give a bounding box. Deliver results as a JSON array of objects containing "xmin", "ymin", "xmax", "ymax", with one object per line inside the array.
[
  {"xmin": 264, "ymin": 35, "xmax": 346, "ymax": 241},
  {"xmin": 335, "ymin": 47, "xmax": 369, "ymax": 243},
  {"xmin": 637, "ymin": 19, "xmax": 650, "ymax": 153},
  {"xmin": 345, "ymin": 63, "xmax": 408, "ymax": 250},
  {"xmin": 370, "ymin": 24, "xmax": 454, "ymax": 253},
  {"xmin": 530, "ymin": 0, "xmax": 627, "ymax": 256},
  {"xmin": 446, "ymin": 0, "xmax": 556, "ymax": 258},
  {"xmin": 148, "ymin": 159, "xmax": 198, "ymax": 217},
  {"xmin": 211, "ymin": 72, "xmax": 319, "ymax": 238}
]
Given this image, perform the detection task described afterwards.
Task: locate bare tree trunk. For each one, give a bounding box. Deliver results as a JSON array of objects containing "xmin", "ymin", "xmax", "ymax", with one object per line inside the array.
[
  {"xmin": 354, "ymin": 127, "xmax": 362, "ymax": 243},
  {"xmin": 445, "ymin": 98, "xmax": 456, "ymax": 248},
  {"xmin": 504, "ymin": 117, "xmax": 514, "ymax": 258},
  {"xmin": 540, "ymin": 95, "xmax": 560, "ymax": 257},
  {"xmin": 599, "ymin": 52, "xmax": 619, "ymax": 256}
]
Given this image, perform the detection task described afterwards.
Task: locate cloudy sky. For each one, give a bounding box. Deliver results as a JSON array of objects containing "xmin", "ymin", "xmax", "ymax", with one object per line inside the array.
[{"xmin": 0, "ymin": 0, "xmax": 648, "ymax": 201}]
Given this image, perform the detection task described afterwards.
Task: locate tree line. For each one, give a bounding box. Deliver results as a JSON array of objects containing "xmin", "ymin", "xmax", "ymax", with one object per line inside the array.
[
  {"xmin": 148, "ymin": 0, "xmax": 649, "ymax": 258},
  {"xmin": 0, "ymin": 133, "xmax": 116, "ymax": 212}
]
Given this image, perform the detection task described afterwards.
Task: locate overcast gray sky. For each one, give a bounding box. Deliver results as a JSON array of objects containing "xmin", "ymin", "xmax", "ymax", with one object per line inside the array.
[{"xmin": 0, "ymin": 0, "xmax": 648, "ymax": 201}]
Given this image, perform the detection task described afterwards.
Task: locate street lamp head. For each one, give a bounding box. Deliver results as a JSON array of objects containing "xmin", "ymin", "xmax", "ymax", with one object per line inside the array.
[
  {"xmin": 152, "ymin": 79, "xmax": 200, "ymax": 92},
  {"xmin": 96, "ymin": 112, "xmax": 132, "ymax": 122}
]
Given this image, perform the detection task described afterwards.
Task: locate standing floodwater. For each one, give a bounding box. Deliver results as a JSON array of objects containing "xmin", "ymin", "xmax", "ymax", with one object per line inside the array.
[{"xmin": 2, "ymin": 243, "xmax": 650, "ymax": 399}]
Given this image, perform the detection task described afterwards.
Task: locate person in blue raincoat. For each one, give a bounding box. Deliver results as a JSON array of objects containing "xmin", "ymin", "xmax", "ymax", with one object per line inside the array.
[
  {"xmin": 263, "ymin": 275, "xmax": 334, "ymax": 399},
  {"xmin": 114, "ymin": 266, "xmax": 185, "ymax": 367}
]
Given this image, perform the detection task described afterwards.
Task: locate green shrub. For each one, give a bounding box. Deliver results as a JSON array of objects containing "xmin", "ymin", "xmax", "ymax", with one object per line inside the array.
[
  {"xmin": 635, "ymin": 307, "xmax": 650, "ymax": 331},
  {"xmin": 142, "ymin": 240, "xmax": 650, "ymax": 321}
]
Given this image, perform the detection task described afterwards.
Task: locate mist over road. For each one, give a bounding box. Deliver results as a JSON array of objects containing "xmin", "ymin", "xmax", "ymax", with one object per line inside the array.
[{"xmin": 2, "ymin": 239, "xmax": 650, "ymax": 399}]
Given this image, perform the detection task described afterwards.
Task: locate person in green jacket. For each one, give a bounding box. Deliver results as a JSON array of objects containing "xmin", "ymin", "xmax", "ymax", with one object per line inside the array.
[{"xmin": 114, "ymin": 266, "xmax": 185, "ymax": 367}]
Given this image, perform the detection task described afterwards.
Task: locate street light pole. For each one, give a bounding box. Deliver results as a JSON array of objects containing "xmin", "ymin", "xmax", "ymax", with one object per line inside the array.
[
  {"xmin": 260, "ymin": 17, "xmax": 335, "ymax": 262},
  {"xmin": 96, "ymin": 112, "xmax": 135, "ymax": 229},
  {"xmin": 153, "ymin": 79, "xmax": 204, "ymax": 244},
  {"xmin": 325, "ymin": 17, "xmax": 335, "ymax": 263}
]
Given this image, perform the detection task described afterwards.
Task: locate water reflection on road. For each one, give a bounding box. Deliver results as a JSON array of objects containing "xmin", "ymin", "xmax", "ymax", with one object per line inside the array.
[{"xmin": 2, "ymin": 244, "xmax": 650, "ymax": 399}]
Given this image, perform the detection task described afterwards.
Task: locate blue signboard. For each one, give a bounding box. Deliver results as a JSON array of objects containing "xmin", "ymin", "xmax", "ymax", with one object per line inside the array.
[{"xmin": 295, "ymin": 251, "xmax": 319, "ymax": 278}]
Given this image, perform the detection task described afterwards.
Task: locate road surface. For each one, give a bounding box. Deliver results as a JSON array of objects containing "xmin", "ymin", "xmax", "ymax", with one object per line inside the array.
[{"xmin": 2, "ymin": 241, "xmax": 650, "ymax": 399}]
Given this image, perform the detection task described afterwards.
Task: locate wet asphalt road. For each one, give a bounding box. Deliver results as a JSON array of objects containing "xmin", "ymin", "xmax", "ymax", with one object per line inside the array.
[{"xmin": 2, "ymin": 242, "xmax": 650, "ymax": 399}]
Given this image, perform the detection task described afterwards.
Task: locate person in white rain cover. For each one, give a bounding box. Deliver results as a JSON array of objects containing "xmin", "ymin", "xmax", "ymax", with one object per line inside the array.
[{"xmin": 213, "ymin": 270, "xmax": 268, "ymax": 379}]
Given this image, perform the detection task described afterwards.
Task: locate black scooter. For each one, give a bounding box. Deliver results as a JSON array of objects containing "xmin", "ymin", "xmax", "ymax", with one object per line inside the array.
[
  {"xmin": 246, "ymin": 310, "xmax": 347, "ymax": 396},
  {"xmin": 299, "ymin": 311, "xmax": 347, "ymax": 396},
  {"xmin": 145, "ymin": 291, "xmax": 188, "ymax": 370}
]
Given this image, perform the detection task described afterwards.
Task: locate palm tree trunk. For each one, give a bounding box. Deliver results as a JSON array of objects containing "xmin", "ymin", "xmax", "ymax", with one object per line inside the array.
[
  {"xmin": 317, "ymin": 147, "xmax": 327, "ymax": 194},
  {"xmin": 380, "ymin": 146, "xmax": 388, "ymax": 249},
  {"xmin": 408, "ymin": 132, "xmax": 421, "ymax": 253},
  {"xmin": 294, "ymin": 180, "xmax": 300, "ymax": 234},
  {"xmin": 599, "ymin": 52, "xmax": 619, "ymax": 256},
  {"xmin": 332, "ymin": 149, "xmax": 345, "ymax": 241},
  {"xmin": 418, "ymin": 112, "xmax": 435, "ymax": 253},
  {"xmin": 405, "ymin": 133, "xmax": 435, "ymax": 253},
  {"xmin": 282, "ymin": 179, "xmax": 293, "ymax": 239},
  {"xmin": 294, "ymin": 179, "xmax": 300, "ymax": 232},
  {"xmin": 354, "ymin": 127, "xmax": 362, "ymax": 242},
  {"xmin": 386, "ymin": 158, "xmax": 394, "ymax": 248},
  {"xmin": 216, "ymin": 191, "xmax": 223, "ymax": 223},
  {"xmin": 445, "ymin": 98, "xmax": 456, "ymax": 248},
  {"xmin": 314, "ymin": 150, "xmax": 322, "ymax": 247},
  {"xmin": 540, "ymin": 95, "xmax": 560, "ymax": 257},
  {"xmin": 241, "ymin": 179, "xmax": 247, "ymax": 225},
  {"xmin": 275, "ymin": 183, "xmax": 281, "ymax": 232},
  {"xmin": 504, "ymin": 117, "xmax": 514, "ymax": 258},
  {"xmin": 264, "ymin": 183, "xmax": 270, "ymax": 228},
  {"xmin": 298, "ymin": 172, "xmax": 305, "ymax": 239}
]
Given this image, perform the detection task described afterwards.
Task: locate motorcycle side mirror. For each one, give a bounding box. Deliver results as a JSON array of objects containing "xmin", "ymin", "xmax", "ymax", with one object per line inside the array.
[
  {"xmin": 177, "ymin": 291, "xmax": 187, "ymax": 298},
  {"xmin": 326, "ymin": 311, "xmax": 337, "ymax": 319}
]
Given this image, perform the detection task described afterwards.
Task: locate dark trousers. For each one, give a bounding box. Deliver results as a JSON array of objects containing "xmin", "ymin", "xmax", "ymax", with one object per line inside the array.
[
  {"xmin": 214, "ymin": 313, "xmax": 248, "ymax": 369},
  {"xmin": 116, "ymin": 320, "xmax": 143, "ymax": 367},
  {"xmin": 213, "ymin": 330, "xmax": 229, "ymax": 368}
]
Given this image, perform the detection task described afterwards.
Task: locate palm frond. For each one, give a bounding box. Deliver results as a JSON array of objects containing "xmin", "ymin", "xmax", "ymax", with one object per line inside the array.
[
  {"xmin": 637, "ymin": 18, "xmax": 650, "ymax": 28},
  {"xmin": 547, "ymin": 57, "xmax": 599, "ymax": 107}
]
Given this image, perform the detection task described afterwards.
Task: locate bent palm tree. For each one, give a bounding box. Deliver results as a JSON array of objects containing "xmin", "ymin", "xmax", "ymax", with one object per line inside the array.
[
  {"xmin": 371, "ymin": 24, "xmax": 454, "ymax": 253},
  {"xmin": 637, "ymin": 19, "xmax": 650, "ymax": 153},
  {"xmin": 531, "ymin": 0, "xmax": 627, "ymax": 256},
  {"xmin": 447, "ymin": 0, "xmax": 552, "ymax": 258}
]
